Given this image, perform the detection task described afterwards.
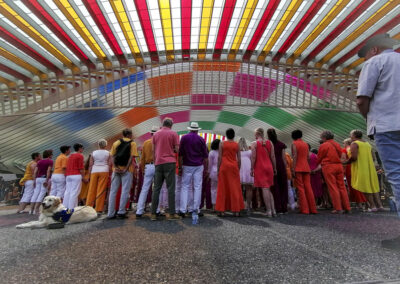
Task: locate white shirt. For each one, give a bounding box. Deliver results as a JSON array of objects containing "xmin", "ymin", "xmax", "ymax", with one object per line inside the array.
[
  {"xmin": 357, "ymin": 49, "xmax": 400, "ymax": 135},
  {"xmin": 91, "ymin": 150, "xmax": 110, "ymax": 173}
]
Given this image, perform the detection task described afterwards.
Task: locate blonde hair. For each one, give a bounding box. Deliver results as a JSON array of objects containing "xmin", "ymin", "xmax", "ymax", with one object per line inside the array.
[
  {"xmin": 343, "ymin": 138, "xmax": 352, "ymax": 146},
  {"xmin": 238, "ymin": 137, "xmax": 248, "ymax": 151},
  {"xmin": 98, "ymin": 139, "xmax": 107, "ymax": 149},
  {"xmin": 255, "ymin": 127, "xmax": 264, "ymax": 138}
]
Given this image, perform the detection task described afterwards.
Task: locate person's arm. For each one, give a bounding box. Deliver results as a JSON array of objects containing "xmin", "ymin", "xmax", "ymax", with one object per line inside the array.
[
  {"xmin": 88, "ymin": 155, "xmax": 94, "ymax": 175},
  {"xmin": 237, "ymin": 147, "xmax": 241, "ymax": 170},
  {"xmin": 139, "ymin": 146, "xmax": 146, "ymax": 172},
  {"xmin": 270, "ymin": 143, "xmax": 277, "ymax": 175},
  {"xmin": 45, "ymin": 165, "xmax": 52, "ymax": 185},
  {"xmin": 217, "ymin": 141, "xmax": 223, "ymax": 173},
  {"xmin": 250, "ymin": 141, "xmax": 256, "ymax": 176},
  {"xmin": 32, "ymin": 166, "xmax": 38, "ymax": 188},
  {"xmin": 356, "ymin": 96, "xmax": 370, "ymax": 119},
  {"xmin": 291, "ymin": 144, "xmax": 297, "ymax": 177},
  {"xmin": 348, "ymin": 142, "xmax": 359, "ymax": 163},
  {"xmin": 282, "ymin": 150, "xmax": 287, "ymax": 169}
]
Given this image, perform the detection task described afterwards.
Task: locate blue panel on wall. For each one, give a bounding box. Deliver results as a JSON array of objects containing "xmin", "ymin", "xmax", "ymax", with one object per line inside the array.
[{"xmin": 97, "ymin": 71, "xmax": 145, "ymax": 97}]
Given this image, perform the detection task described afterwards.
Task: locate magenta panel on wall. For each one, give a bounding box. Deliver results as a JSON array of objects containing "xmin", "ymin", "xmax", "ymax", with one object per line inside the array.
[
  {"xmin": 191, "ymin": 94, "xmax": 226, "ymax": 110},
  {"xmin": 284, "ymin": 75, "xmax": 331, "ymax": 100},
  {"xmin": 160, "ymin": 110, "xmax": 190, "ymax": 124},
  {"xmin": 229, "ymin": 73, "xmax": 279, "ymax": 102}
]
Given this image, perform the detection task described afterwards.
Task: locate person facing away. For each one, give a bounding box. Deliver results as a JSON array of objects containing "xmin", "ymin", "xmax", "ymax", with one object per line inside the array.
[
  {"xmin": 151, "ymin": 118, "xmax": 181, "ymax": 221},
  {"xmin": 64, "ymin": 143, "xmax": 86, "ymax": 209},
  {"xmin": 17, "ymin": 152, "xmax": 41, "ymax": 214},
  {"xmin": 32, "ymin": 149, "xmax": 53, "ymax": 214},
  {"xmin": 107, "ymin": 128, "xmax": 138, "ymax": 219},
  {"xmin": 317, "ymin": 131, "xmax": 350, "ymax": 214},
  {"xmin": 178, "ymin": 122, "xmax": 209, "ymax": 217},
  {"xmin": 346, "ymin": 130, "xmax": 383, "ymax": 211},
  {"xmin": 86, "ymin": 139, "xmax": 111, "ymax": 214},
  {"xmin": 356, "ymin": 33, "xmax": 400, "ymax": 249},
  {"xmin": 51, "ymin": 145, "xmax": 71, "ymax": 199},
  {"xmin": 136, "ymin": 126, "xmax": 160, "ymax": 217},
  {"xmin": 208, "ymin": 139, "xmax": 220, "ymax": 211},
  {"xmin": 291, "ymin": 130, "xmax": 317, "ymax": 215}
]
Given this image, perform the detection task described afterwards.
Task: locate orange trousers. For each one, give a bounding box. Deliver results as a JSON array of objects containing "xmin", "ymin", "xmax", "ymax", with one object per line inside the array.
[
  {"xmin": 86, "ymin": 172, "xmax": 109, "ymax": 213},
  {"xmin": 322, "ymin": 163, "xmax": 350, "ymax": 211},
  {"xmin": 295, "ymin": 172, "xmax": 317, "ymax": 214}
]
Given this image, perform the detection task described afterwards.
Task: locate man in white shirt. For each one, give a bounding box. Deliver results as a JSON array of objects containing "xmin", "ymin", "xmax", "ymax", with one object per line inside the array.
[{"xmin": 356, "ymin": 33, "xmax": 400, "ymax": 249}]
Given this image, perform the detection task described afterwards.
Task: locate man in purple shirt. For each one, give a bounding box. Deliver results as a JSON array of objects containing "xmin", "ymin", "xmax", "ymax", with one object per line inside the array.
[{"xmin": 178, "ymin": 122, "xmax": 208, "ymax": 217}]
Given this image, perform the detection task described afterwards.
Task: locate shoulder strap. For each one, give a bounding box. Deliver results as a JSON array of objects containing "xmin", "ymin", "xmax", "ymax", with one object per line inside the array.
[{"xmin": 328, "ymin": 141, "xmax": 341, "ymax": 158}]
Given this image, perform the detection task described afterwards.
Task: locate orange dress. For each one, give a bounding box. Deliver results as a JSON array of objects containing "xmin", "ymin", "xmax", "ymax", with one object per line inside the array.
[
  {"xmin": 215, "ymin": 141, "xmax": 245, "ymax": 212},
  {"xmin": 254, "ymin": 140, "xmax": 274, "ymax": 188}
]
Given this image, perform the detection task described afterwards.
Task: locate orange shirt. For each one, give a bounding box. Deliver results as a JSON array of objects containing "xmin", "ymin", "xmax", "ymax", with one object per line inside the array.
[
  {"xmin": 54, "ymin": 154, "xmax": 68, "ymax": 174},
  {"xmin": 285, "ymin": 153, "xmax": 293, "ymax": 180},
  {"xmin": 139, "ymin": 138, "xmax": 153, "ymax": 171},
  {"xmin": 317, "ymin": 140, "xmax": 342, "ymax": 166},
  {"xmin": 292, "ymin": 139, "xmax": 310, "ymax": 173}
]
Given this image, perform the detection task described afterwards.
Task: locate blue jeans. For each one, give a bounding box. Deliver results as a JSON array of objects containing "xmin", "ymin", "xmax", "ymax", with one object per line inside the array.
[{"xmin": 375, "ymin": 131, "xmax": 400, "ymax": 217}]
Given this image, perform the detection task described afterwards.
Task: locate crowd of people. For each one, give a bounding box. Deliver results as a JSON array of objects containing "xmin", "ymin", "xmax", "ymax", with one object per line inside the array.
[{"xmin": 16, "ymin": 117, "xmax": 386, "ymax": 222}]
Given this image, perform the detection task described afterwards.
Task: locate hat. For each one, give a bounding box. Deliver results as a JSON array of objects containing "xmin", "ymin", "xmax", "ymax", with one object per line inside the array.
[
  {"xmin": 187, "ymin": 122, "xmax": 201, "ymax": 131},
  {"xmin": 151, "ymin": 126, "xmax": 159, "ymax": 133},
  {"xmin": 358, "ymin": 33, "xmax": 399, "ymax": 58}
]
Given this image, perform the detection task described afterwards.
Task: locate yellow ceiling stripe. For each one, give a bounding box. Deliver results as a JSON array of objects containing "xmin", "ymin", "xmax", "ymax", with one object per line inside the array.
[
  {"xmin": 110, "ymin": 0, "xmax": 143, "ymax": 63},
  {"xmin": 197, "ymin": 0, "xmax": 214, "ymax": 60},
  {"xmin": 317, "ymin": 1, "xmax": 398, "ymax": 67},
  {"xmin": 53, "ymin": 0, "xmax": 106, "ymax": 61},
  {"xmin": 0, "ymin": 1, "xmax": 73, "ymax": 67},
  {"xmin": 258, "ymin": 0, "xmax": 303, "ymax": 62},
  {"xmin": 288, "ymin": 0, "xmax": 351, "ymax": 64},
  {"xmin": 343, "ymin": 57, "xmax": 364, "ymax": 73},
  {"xmin": 228, "ymin": 0, "xmax": 258, "ymax": 60},
  {"xmin": 0, "ymin": 47, "xmax": 44, "ymax": 77},
  {"xmin": 159, "ymin": 0, "xmax": 174, "ymax": 60}
]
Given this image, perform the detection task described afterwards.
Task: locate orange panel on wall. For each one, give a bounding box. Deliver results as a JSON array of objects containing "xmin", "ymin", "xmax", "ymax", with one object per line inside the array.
[
  {"xmin": 148, "ymin": 72, "xmax": 193, "ymax": 100},
  {"xmin": 118, "ymin": 104, "xmax": 159, "ymax": 127},
  {"xmin": 193, "ymin": 62, "xmax": 241, "ymax": 72}
]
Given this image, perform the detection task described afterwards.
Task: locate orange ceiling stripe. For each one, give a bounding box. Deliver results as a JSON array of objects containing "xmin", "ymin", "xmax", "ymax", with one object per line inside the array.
[{"xmin": 0, "ymin": 47, "xmax": 44, "ymax": 77}]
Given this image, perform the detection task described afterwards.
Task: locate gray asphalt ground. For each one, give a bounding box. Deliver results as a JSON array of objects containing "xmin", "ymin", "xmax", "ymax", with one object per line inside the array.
[{"xmin": 1, "ymin": 209, "xmax": 400, "ymax": 284}]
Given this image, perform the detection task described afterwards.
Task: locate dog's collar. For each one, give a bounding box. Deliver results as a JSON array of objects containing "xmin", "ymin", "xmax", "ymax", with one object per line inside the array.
[{"xmin": 52, "ymin": 209, "xmax": 74, "ymax": 223}]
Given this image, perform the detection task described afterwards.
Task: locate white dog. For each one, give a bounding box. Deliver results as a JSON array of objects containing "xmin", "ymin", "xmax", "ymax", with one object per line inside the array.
[{"xmin": 16, "ymin": 196, "xmax": 97, "ymax": 229}]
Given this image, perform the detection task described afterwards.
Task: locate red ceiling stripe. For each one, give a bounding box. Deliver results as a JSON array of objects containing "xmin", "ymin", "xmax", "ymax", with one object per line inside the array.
[
  {"xmin": 84, "ymin": 0, "xmax": 126, "ymax": 63},
  {"xmin": 213, "ymin": 0, "xmax": 237, "ymax": 59},
  {"xmin": 134, "ymin": 0, "xmax": 158, "ymax": 61},
  {"xmin": 0, "ymin": 64, "xmax": 31, "ymax": 82},
  {"xmin": 302, "ymin": 0, "xmax": 374, "ymax": 65},
  {"xmin": 243, "ymin": 0, "xmax": 280, "ymax": 61},
  {"xmin": 0, "ymin": 26, "xmax": 60, "ymax": 73},
  {"xmin": 24, "ymin": 0, "xmax": 94, "ymax": 68},
  {"xmin": 330, "ymin": 16, "xmax": 400, "ymax": 70},
  {"xmin": 274, "ymin": 0, "xmax": 326, "ymax": 62},
  {"xmin": 181, "ymin": 0, "xmax": 192, "ymax": 58}
]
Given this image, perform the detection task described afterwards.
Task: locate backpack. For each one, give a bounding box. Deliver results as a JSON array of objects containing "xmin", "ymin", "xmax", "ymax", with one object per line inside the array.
[{"xmin": 114, "ymin": 139, "xmax": 132, "ymax": 167}]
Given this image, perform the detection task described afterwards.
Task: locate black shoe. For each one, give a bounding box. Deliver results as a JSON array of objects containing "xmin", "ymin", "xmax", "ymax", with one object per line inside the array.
[
  {"xmin": 178, "ymin": 212, "xmax": 186, "ymax": 218},
  {"xmin": 198, "ymin": 212, "xmax": 204, "ymax": 217},
  {"xmin": 135, "ymin": 214, "xmax": 143, "ymax": 218},
  {"xmin": 382, "ymin": 236, "xmax": 400, "ymax": 250},
  {"xmin": 106, "ymin": 214, "xmax": 116, "ymax": 220},
  {"xmin": 117, "ymin": 213, "xmax": 127, "ymax": 219},
  {"xmin": 156, "ymin": 212, "xmax": 165, "ymax": 217}
]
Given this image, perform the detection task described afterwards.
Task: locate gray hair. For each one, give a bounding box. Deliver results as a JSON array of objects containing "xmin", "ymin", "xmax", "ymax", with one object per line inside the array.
[
  {"xmin": 343, "ymin": 138, "xmax": 352, "ymax": 146},
  {"xmin": 321, "ymin": 130, "xmax": 334, "ymax": 140},
  {"xmin": 162, "ymin": 117, "xmax": 173, "ymax": 127},
  {"xmin": 98, "ymin": 139, "xmax": 107, "ymax": 149},
  {"xmin": 238, "ymin": 137, "xmax": 248, "ymax": 151}
]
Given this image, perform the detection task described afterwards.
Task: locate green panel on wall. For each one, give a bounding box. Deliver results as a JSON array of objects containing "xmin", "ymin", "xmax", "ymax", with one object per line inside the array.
[
  {"xmin": 253, "ymin": 107, "xmax": 296, "ymax": 129},
  {"xmin": 217, "ymin": 111, "xmax": 250, "ymax": 127}
]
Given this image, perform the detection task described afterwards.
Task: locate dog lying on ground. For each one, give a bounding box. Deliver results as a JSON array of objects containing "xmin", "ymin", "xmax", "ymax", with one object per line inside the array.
[{"xmin": 16, "ymin": 196, "xmax": 97, "ymax": 229}]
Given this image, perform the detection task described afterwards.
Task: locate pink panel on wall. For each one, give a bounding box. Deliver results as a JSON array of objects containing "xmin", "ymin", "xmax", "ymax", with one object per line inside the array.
[
  {"xmin": 191, "ymin": 94, "xmax": 226, "ymax": 110},
  {"xmin": 285, "ymin": 75, "xmax": 331, "ymax": 100},
  {"xmin": 137, "ymin": 132, "xmax": 152, "ymax": 144},
  {"xmin": 229, "ymin": 73, "xmax": 279, "ymax": 102},
  {"xmin": 160, "ymin": 110, "xmax": 190, "ymax": 124}
]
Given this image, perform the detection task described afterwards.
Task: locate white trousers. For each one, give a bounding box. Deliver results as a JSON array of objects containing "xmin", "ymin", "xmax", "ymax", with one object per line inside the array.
[
  {"xmin": 63, "ymin": 175, "xmax": 82, "ymax": 209},
  {"xmin": 108, "ymin": 171, "xmax": 133, "ymax": 216},
  {"xmin": 137, "ymin": 164, "xmax": 160, "ymax": 215},
  {"xmin": 50, "ymin": 174, "xmax": 66, "ymax": 198},
  {"xmin": 175, "ymin": 175, "xmax": 182, "ymax": 213},
  {"xmin": 288, "ymin": 180, "xmax": 296, "ymax": 210},
  {"xmin": 31, "ymin": 178, "xmax": 47, "ymax": 203},
  {"xmin": 211, "ymin": 179, "xmax": 218, "ymax": 205},
  {"xmin": 180, "ymin": 165, "xmax": 203, "ymax": 213},
  {"xmin": 20, "ymin": 180, "xmax": 34, "ymax": 203}
]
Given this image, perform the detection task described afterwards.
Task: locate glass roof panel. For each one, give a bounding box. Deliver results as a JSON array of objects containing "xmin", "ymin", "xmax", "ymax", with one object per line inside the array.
[
  {"xmin": 123, "ymin": 0, "xmax": 149, "ymax": 53},
  {"xmin": 222, "ymin": 0, "xmax": 245, "ymax": 50},
  {"xmin": 147, "ymin": 0, "xmax": 166, "ymax": 52},
  {"xmin": 206, "ymin": 0, "xmax": 224, "ymax": 50}
]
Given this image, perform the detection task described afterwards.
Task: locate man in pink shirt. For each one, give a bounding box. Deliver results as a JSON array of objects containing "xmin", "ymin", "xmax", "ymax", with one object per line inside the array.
[{"xmin": 151, "ymin": 118, "xmax": 181, "ymax": 220}]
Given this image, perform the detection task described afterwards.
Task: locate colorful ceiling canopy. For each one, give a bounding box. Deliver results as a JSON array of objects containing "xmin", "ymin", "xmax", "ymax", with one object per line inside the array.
[{"xmin": 0, "ymin": 0, "xmax": 399, "ymax": 87}]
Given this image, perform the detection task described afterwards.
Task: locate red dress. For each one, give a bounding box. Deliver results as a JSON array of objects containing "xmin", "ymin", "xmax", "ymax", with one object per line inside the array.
[
  {"xmin": 215, "ymin": 141, "xmax": 245, "ymax": 212},
  {"xmin": 254, "ymin": 140, "xmax": 274, "ymax": 188}
]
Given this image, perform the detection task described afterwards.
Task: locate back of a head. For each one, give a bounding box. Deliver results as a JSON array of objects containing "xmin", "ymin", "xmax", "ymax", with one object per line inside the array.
[
  {"xmin": 321, "ymin": 130, "xmax": 334, "ymax": 140},
  {"xmin": 122, "ymin": 128, "xmax": 132, "ymax": 138},
  {"xmin": 59, "ymin": 145, "xmax": 70, "ymax": 154},
  {"xmin": 267, "ymin": 128, "xmax": 278, "ymax": 143},
  {"xmin": 291, "ymin": 130, "xmax": 302, "ymax": 140},
  {"xmin": 226, "ymin": 128, "xmax": 235, "ymax": 140},
  {"xmin": 73, "ymin": 143, "xmax": 83, "ymax": 152},
  {"xmin": 163, "ymin": 118, "xmax": 173, "ymax": 128},
  {"xmin": 350, "ymin": 129, "xmax": 363, "ymax": 139},
  {"xmin": 238, "ymin": 137, "xmax": 248, "ymax": 151},
  {"xmin": 31, "ymin": 152, "xmax": 40, "ymax": 160},
  {"xmin": 255, "ymin": 127, "xmax": 264, "ymax": 138},
  {"xmin": 343, "ymin": 138, "xmax": 352, "ymax": 146},
  {"xmin": 98, "ymin": 139, "xmax": 107, "ymax": 149},
  {"xmin": 210, "ymin": 139, "xmax": 221, "ymax": 151},
  {"xmin": 43, "ymin": 149, "xmax": 53, "ymax": 159}
]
